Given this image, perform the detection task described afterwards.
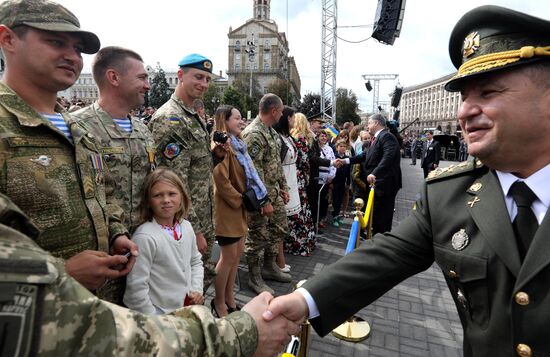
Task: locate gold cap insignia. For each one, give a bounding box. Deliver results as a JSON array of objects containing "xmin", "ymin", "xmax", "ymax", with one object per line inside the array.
[
  {"xmin": 469, "ymin": 183, "xmax": 482, "ymax": 192},
  {"xmin": 204, "ymin": 61, "xmax": 212, "ymax": 69},
  {"xmin": 463, "ymin": 32, "xmax": 480, "ymax": 58}
]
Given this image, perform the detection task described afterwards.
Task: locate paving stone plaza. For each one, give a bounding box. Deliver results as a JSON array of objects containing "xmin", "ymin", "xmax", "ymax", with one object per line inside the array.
[{"xmin": 208, "ymin": 160, "xmax": 464, "ymax": 356}]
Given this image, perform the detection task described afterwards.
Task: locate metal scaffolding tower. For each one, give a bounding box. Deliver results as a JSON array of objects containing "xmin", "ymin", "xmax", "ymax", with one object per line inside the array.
[
  {"xmin": 361, "ymin": 73, "xmax": 399, "ymax": 112},
  {"xmin": 321, "ymin": 0, "xmax": 337, "ymax": 123}
]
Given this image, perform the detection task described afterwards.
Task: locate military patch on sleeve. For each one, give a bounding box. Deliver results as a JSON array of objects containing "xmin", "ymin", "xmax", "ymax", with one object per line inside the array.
[
  {"xmin": 163, "ymin": 142, "xmax": 182, "ymax": 160},
  {"xmin": 168, "ymin": 117, "xmax": 181, "ymax": 125},
  {"xmin": 0, "ymin": 283, "xmax": 41, "ymax": 357},
  {"xmin": 249, "ymin": 143, "xmax": 262, "ymax": 158}
]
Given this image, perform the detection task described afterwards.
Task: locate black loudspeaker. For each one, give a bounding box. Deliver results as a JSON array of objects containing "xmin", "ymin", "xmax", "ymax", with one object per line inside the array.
[
  {"xmin": 391, "ymin": 86, "xmax": 403, "ymax": 107},
  {"xmin": 392, "ymin": 109, "xmax": 400, "ymax": 121},
  {"xmin": 365, "ymin": 81, "xmax": 373, "ymax": 91},
  {"xmin": 372, "ymin": 0, "xmax": 406, "ymax": 45}
]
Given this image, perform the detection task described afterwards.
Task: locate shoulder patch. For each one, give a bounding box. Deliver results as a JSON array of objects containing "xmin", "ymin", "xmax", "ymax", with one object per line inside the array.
[
  {"xmin": 249, "ymin": 143, "xmax": 262, "ymax": 158},
  {"xmin": 163, "ymin": 142, "xmax": 182, "ymax": 160},
  {"xmin": 167, "ymin": 117, "xmax": 181, "ymax": 125},
  {"xmin": 426, "ymin": 158, "xmax": 484, "ymax": 183}
]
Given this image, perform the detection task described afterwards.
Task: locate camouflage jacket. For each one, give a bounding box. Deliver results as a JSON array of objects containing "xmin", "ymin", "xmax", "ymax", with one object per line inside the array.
[
  {"xmin": 0, "ymin": 193, "xmax": 259, "ymax": 357},
  {"xmin": 73, "ymin": 103, "xmax": 155, "ymax": 232},
  {"xmin": 149, "ymin": 94, "xmax": 213, "ymax": 233},
  {"xmin": 242, "ymin": 117, "xmax": 289, "ymax": 202},
  {"xmin": 0, "ymin": 82, "xmax": 127, "ymax": 260}
]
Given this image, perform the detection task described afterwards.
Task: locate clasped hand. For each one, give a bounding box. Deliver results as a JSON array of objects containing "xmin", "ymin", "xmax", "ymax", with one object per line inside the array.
[{"xmin": 243, "ymin": 292, "xmax": 306, "ymax": 357}]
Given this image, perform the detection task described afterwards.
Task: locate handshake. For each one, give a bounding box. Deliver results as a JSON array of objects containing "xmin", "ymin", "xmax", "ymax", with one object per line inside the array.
[
  {"xmin": 242, "ymin": 291, "xmax": 310, "ymax": 357},
  {"xmin": 333, "ymin": 158, "xmax": 346, "ymax": 168}
]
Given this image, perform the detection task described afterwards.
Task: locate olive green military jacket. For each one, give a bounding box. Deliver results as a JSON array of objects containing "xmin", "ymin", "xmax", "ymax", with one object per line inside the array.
[
  {"xmin": 0, "ymin": 194, "xmax": 259, "ymax": 357},
  {"xmin": 242, "ymin": 117, "xmax": 289, "ymax": 203},
  {"xmin": 0, "ymin": 83, "xmax": 127, "ymax": 260},
  {"xmin": 73, "ymin": 103, "xmax": 155, "ymax": 232},
  {"xmin": 149, "ymin": 94, "xmax": 213, "ymax": 234},
  {"xmin": 304, "ymin": 158, "xmax": 550, "ymax": 356}
]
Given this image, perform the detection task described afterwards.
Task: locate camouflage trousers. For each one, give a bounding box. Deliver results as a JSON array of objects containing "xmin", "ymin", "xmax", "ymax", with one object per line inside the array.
[
  {"xmin": 202, "ymin": 221, "xmax": 217, "ymax": 292},
  {"xmin": 245, "ymin": 196, "xmax": 288, "ymax": 259}
]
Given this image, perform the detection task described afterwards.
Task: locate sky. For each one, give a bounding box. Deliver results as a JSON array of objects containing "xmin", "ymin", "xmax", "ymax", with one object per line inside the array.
[{"xmin": 54, "ymin": 0, "xmax": 550, "ymax": 112}]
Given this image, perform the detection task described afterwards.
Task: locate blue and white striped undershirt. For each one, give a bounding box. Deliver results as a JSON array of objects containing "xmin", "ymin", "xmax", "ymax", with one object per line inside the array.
[
  {"xmin": 42, "ymin": 113, "xmax": 73, "ymax": 142},
  {"xmin": 113, "ymin": 117, "xmax": 133, "ymax": 133}
]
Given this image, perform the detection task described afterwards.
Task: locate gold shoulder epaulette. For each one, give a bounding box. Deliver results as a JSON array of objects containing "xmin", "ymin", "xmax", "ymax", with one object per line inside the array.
[{"xmin": 426, "ymin": 158, "xmax": 484, "ymax": 182}]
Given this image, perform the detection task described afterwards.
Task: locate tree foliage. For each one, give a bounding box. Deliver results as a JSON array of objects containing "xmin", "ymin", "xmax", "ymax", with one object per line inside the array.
[
  {"xmin": 297, "ymin": 92, "xmax": 328, "ymax": 119},
  {"xmin": 268, "ymin": 78, "xmax": 291, "ymax": 105},
  {"xmin": 335, "ymin": 88, "xmax": 361, "ymax": 125},
  {"xmin": 148, "ymin": 63, "xmax": 171, "ymax": 108},
  {"xmin": 222, "ymin": 86, "xmax": 243, "ymax": 112},
  {"xmin": 203, "ymin": 82, "xmax": 220, "ymax": 116}
]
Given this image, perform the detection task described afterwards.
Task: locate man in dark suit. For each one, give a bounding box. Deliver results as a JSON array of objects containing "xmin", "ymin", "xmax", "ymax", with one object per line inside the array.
[
  {"xmin": 263, "ymin": 6, "xmax": 550, "ymax": 356},
  {"xmin": 349, "ymin": 114, "xmax": 402, "ymax": 235},
  {"xmin": 421, "ymin": 130, "xmax": 441, "ymax": 178}
]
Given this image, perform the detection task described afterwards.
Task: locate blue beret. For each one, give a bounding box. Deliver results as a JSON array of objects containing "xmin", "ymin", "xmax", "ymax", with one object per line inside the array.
[{"xmin": 178, "ymin": 53, "xmax": 213, "ymax": 73}]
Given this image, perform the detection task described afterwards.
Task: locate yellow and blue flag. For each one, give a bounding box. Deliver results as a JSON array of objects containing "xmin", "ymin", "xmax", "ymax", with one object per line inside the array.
[{"xmin": 324, "ymin": 124, "xmax": 339, "ymax": 139}]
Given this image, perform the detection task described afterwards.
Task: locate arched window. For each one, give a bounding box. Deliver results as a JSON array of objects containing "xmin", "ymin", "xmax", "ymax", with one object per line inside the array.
[{"xmin": 235, "ymin": 40, "xmax": 241, "ymax": 51}]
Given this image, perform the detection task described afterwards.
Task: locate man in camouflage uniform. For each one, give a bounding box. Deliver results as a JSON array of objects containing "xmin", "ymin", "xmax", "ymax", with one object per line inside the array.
[
  {"xmin": 0, "ymin": 0, "xmax": 136, "ymax": 302},
  {"xmin": 149, "ymin": 54, "xmax": 216, "ymax": 291},
  {"xmin": 0, "ymin": 193, "xmax": 301, "ymax": 357},
  {"xmin": 74, "ymin": 47, "xmax": 154, "ymax": 231},
  {"xmin": 73, "ymin": 46, "xmax": 154, "ymax": 304},
  {"xmin": 242, "ymin": 93, "xmax": 291, "ymax": 295}
]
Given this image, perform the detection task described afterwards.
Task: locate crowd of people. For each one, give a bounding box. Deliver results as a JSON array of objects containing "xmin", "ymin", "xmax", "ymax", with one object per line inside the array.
[{"xmin": 2, "ymin": 0, "xmax": 550, "ymax": 356}]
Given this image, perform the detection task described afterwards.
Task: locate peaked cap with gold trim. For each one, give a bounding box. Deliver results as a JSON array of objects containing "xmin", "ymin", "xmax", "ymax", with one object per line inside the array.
[{"xmin": 445, "ymin": 5, "xmax": 550, "ymax": 92}]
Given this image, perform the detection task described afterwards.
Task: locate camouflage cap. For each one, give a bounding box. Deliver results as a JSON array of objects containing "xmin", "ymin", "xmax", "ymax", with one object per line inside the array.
[
  {"xmin": 445, "ymin": 6, "xmax": 550, "ymax": 92},
  {"xmin": 0, "ymin": 0, "xmax": 100, "ymax": 54}
]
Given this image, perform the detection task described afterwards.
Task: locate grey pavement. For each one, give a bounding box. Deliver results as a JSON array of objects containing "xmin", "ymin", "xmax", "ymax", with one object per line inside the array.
[{"xmin": 207, "ymin": 159, "xmax": 464, "ymax": 356}]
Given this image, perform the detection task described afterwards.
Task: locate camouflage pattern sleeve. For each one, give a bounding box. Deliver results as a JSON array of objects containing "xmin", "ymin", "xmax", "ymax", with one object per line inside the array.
[
  {"xmin": 242, "ymin": 134, "xmax": 266, "ymax": 192},
  {"xmin": 106, "ymin": 203, "xmax": 129, "ymax": 242},
  {"xmin": 0, "ymin": 195, "xmax": 259, "ymax": 356},
  {"xmin": 149, "ymin": 115, "xmax": 202, "ymax": 233}
]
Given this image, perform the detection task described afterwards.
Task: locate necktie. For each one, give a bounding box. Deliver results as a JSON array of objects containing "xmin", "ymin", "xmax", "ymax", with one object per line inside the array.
[
  {"xmin": 370, "ymin": 136, "xmax": 376, "ymax": 147},
  {"xmin": 509, "ymin": 181, "xmax": 539, "ymax": 259}
]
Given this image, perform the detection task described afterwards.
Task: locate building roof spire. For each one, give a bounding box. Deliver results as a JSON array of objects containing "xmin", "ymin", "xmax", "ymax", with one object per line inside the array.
[{"xmin": 253, "ymin": 0, "xmax": 270, "ymax": 20}]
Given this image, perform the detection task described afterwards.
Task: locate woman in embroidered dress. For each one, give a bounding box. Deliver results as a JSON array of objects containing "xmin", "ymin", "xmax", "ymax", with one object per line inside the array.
[
  {"xmin": 124, "ymin": 168, "xmax": 204, "ymax": 314},
  {"xmin": 211, "ymin": 105, "xmax": 269, "ymax": 317},
  {"xmin": 285, "ymin": 113, "xmax": 317, "ymax": 256}
]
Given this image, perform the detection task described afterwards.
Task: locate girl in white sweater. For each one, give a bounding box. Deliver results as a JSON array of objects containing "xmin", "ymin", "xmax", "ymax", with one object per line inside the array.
[{"xmin": 124, "ymin": 168, "xmax": 204, "ymax": 314}]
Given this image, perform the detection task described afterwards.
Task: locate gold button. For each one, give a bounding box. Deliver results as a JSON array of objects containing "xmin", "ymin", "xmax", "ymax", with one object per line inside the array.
[
  {"xmin": 448, "ymin": 270, "xmax": 459, "ymax": 279},
  {"xmin": 516, "ymin": 343, "xmax": 532, "ymax": 357},
  {"xmin": 515, "ymin": 292, "xmax": 530, "ymax": 306}
]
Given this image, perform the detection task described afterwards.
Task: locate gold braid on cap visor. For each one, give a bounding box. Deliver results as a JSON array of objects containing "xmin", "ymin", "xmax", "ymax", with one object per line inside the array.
[{"xmin": 455, "ymin": 45, "xmax": 550, "ymax": 78}]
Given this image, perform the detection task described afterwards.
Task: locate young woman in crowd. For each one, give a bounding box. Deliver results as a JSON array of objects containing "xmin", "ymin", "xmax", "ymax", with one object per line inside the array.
[
  {"xmin": 273, "ymin": 106, "xmax": 300, "ymax": 269},
  {"xmin": 211, "ymin": 105, "xmax": 268, "ymax": 317},
  {"xmin": 124, "ymin": 168, "xmax": 204, "ymax": 314},
  {"xmin": 285, "ymin": 113, "xmax": 317, "ymax": 256}
]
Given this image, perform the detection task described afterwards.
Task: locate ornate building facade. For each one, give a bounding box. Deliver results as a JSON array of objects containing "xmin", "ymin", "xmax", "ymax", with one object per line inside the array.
[
  {"xmin": 227, "ymin": 0, "xmax": 301, "ymax": 104},
  {"xmin": 395, "ymin": 73, "xmax": 463, "ymax": 136}
]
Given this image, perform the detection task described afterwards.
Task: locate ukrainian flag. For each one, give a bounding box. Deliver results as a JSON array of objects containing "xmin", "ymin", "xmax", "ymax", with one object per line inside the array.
[{"xmin": 324, "ymin": 124, "xmax": 339, "ymax": 139}]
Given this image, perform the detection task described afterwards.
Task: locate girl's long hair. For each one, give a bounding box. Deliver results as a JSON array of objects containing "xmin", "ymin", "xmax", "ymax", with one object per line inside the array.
[{"xmin": 137, "ymin": 168, "xmax": 190, "ymax": 225}]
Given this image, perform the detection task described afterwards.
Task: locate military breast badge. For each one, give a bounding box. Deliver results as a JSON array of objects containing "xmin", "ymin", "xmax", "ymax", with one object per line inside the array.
[
  {"xmin": 452, "ymin": 229, "xmax": 469, "ymax": 251},
  {"xmin": 463, "ymin": 32, "xmax": 480, "ymax": 58}
]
